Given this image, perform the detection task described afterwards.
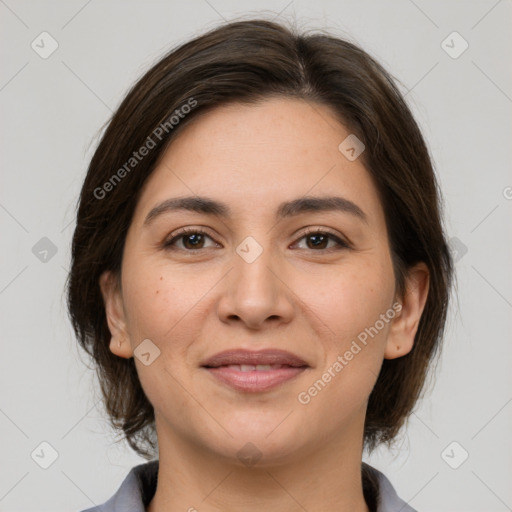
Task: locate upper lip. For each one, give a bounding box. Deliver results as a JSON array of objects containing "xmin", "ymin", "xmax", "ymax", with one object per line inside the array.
[{"xmin": 201, "ymin": 349, "xmax": 309, "ymax": 368}]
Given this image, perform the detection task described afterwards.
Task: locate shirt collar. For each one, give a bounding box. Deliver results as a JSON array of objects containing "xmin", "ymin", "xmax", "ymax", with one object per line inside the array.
[{"xmin": 80, "ymin": 460, "xmax": 417, "ymax": 512}]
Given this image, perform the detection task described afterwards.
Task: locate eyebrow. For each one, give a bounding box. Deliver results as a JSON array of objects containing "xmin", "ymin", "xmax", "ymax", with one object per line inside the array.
[{"xmin": 143, "ymin": 195, "xmax": 368, "ymax": 226}]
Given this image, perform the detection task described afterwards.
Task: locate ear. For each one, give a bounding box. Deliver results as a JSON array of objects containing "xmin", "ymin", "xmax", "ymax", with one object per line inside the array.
[
  {"xmin": 99, "ymin": 270, "xmax": 133, "ymax": 359},
  {"xmin": 384, "ymin": 262, "xmax": 430, "ymax": 360}
]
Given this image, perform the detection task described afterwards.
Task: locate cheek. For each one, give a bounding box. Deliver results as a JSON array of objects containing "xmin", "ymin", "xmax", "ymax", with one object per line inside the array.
[
  {"xmin": 121, "ymin": 259, "xmax": 214, "ymax": 363},
  {"xmin": 296, "ymin": 269, "xmax": 395, "ymax": 422},
  {"xmin": 296, "ymin": 258, "xmax": 395, "ymax": 348},
  {"xmin": 120, "ymin": 257, "xmax": 181, "ymax": 340}
]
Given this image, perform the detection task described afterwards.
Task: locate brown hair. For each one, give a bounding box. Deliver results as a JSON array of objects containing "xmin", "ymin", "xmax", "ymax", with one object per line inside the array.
[{"xmin": 67, "ymin": 17, "xmax": 453, "ymax": 471}]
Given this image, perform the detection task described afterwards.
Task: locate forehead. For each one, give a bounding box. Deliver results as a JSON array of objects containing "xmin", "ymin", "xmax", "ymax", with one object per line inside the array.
[{"xmin": 132, "ymin": 98, "xmax": 384, "ymax": 227}]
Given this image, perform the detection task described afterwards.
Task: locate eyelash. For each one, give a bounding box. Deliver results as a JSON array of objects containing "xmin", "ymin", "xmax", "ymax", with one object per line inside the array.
[{"xmin": 162, "ymin": 227, "xmax": 351, "ymax": 253}]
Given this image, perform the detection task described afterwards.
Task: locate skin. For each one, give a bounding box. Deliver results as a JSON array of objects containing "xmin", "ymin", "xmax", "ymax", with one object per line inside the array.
[{"xmin": 100, "ymin": 97, "xmax": 429, "ymax": 512}]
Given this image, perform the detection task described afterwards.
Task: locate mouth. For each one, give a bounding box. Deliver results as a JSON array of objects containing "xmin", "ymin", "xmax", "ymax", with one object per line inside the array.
[
  {"xmin": 209, "ymin": 364, "xmax": 295, "ymax": 371},
  {"xmin": 200, "ymin": 349, "xmax": 309, "ymax": 393}
]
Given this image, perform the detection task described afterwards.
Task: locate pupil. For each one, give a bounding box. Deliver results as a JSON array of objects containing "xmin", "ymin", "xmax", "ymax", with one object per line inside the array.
[
  {"xmin": 309, "ymin": 234, "xmax": 326, "ymax": 248},
  {"xmin": 186, "ymin": 234, "xmax": 202, "ymax": 247}
]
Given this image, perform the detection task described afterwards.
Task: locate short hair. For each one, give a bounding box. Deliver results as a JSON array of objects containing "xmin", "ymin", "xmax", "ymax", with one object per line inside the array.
[{"xmin": 67, "ymin": 18, "xmax": 453, "ymax": 461}]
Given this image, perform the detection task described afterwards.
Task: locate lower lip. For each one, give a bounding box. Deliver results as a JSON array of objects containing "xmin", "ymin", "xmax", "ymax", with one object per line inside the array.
[{"xmin": 203, "ymin": 366, "xmax": 307, "ymax": 392}]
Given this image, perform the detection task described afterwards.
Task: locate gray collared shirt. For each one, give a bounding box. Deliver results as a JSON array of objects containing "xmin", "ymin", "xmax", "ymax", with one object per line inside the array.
[{"xmin": 80, "ymin": 460, "xmax": 417, "ymax": 512}]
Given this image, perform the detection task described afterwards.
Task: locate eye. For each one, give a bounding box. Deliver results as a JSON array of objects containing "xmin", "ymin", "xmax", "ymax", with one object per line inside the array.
[
  {"xmin": 163, "ymin": 228, "xmax": 218, "ymax": 251},
  {"xmin": 162, "ymin": 227, "xmax": 350, "ymax": 253},
  {"xmin": 292, "ymin": 228, "xmax": 350, "ymax": 252}
]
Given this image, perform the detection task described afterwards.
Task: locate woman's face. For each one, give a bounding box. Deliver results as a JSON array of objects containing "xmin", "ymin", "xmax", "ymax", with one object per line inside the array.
[{"xmin": 101, "ymin": 97, "xmax": 423, "ymax": 465}]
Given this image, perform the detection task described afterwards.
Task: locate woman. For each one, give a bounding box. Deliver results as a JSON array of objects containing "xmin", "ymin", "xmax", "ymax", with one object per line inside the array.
[{"xmin": 68, "ymin": 18, "xmax": 453, "ymax": 512}]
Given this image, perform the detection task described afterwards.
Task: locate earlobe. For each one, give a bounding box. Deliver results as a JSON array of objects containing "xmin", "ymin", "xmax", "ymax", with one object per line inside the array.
[
  {"xmin": 99, "ymin": 271, "xmax": 133, "ymax": 359},
  {"xmin": 384, "ymin": 262, "xmax": 430, "ymax": 360}
]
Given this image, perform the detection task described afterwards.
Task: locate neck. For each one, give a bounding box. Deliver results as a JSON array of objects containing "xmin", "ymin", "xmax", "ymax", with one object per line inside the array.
[{"xmin": 147, "ymin": 416, "xmax": 371, "ymax": 512}]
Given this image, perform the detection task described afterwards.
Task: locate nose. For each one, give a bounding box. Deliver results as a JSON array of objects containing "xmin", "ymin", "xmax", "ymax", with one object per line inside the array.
[{"xmin": 216, "ymin": 241, "xmax": 295, "ymax": 330}]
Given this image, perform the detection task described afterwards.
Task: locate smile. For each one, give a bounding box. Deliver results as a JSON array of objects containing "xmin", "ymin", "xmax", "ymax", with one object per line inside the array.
[{"xmin": 203, "ymin": 365, "xmax": 307, "ymax": 392}]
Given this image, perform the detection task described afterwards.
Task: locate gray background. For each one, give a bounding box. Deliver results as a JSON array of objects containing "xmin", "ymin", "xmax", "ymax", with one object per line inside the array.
[{"xmin": 1, "ymin": 1, "xmax": 511, "ymax": 511}]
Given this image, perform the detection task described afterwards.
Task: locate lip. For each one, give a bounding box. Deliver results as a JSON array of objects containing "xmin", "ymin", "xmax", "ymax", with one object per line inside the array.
[
  {"xmin": 201, "ymin": 349, "xmax": 308, "ymax": 368},
  {"xmin": 204, "ymin": 366, "xmax": 307, "ymax": 392},
  {"xmin": 201, "ymin": 349, "xmax": 309, "ymax": 393}
]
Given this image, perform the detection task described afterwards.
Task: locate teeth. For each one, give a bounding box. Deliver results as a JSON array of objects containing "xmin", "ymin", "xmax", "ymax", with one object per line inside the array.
[
  {"xmin": 256, "ymin": 365, "xmax": 272, "ymax": 371},
  {"xmin": 224, "ymin": 364, "xmax": 283, "ymax": 371}
]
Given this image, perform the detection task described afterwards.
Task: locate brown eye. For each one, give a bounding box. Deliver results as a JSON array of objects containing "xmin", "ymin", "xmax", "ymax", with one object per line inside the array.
[
  {"xmin": 163, "ymin": 229, "xmax": 218, "ymax": 251},
  {"xmin": 293, "ymin": 229, "xmax": 350, "ymax": 251}
]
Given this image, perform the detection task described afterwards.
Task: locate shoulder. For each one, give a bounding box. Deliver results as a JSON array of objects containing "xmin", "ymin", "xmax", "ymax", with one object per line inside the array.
[
  {"xmin": 363, "ymin": 462, "xmax": 418, "ymax": 512},
  {"xmin": 78, "ymin": 460, "xmax": 159, "ymax": 512}
]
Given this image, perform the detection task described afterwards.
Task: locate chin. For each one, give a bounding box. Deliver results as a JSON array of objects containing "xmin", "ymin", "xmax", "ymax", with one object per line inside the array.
[{"xmin": 205, "ymin": 421, "xmax": 305, "ymax": 467}]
